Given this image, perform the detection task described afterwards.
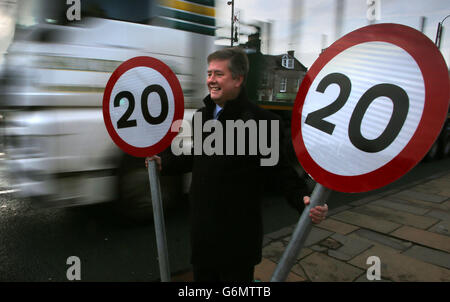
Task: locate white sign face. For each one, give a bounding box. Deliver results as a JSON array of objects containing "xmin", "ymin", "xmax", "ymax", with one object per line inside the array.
[
  {"xmin": 103, "ymin": 56, "xmax": 184, "ymax": 158},
  {"xmin": 109, "ymin": 67, "xmax": 175, "ymax": 148},
  {"xmin": 301, "ymin": 41, "xmax": 425, "ymax": 176}
]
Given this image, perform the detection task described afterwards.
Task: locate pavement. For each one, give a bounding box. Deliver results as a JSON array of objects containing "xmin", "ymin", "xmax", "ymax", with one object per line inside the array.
[{"xmin": 172, "ymin": 170, "xmax": 450, "ymax": 282}]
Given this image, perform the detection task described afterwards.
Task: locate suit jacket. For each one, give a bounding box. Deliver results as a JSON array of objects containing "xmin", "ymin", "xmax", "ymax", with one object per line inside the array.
[{"xmin": 161, "ymin": 89, "xmax": 309, "ymax": 267}]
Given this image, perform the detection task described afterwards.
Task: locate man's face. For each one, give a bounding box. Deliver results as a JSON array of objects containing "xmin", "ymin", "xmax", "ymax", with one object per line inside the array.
[{"xmin": 207, "ymin": 59, "xmax": 243, "ymax": 106}]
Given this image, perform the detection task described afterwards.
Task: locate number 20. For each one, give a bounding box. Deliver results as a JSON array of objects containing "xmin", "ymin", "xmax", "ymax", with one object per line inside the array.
[
  {"xmin": 114, "ymin": 84, "xmax": 168, "ymax": 129},
  {"xmin": 305, "ymin": 73, "xmax": 409, "ymax": 153}
]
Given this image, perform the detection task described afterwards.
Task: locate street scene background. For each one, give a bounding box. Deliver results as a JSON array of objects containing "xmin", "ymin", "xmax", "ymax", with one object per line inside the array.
[{"xmin": 0, "ymin": 0, "xmax": 449, "ymax": 282}]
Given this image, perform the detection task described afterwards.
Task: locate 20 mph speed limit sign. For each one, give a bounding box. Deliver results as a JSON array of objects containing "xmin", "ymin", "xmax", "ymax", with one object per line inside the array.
[
  {"xmin": 102, "ymin": 57, "xmax": 183, "ymax": 281},
  {"xmin": 292, "ymin": 24, "xmax": 450, "ymax": 193},
  {"xmin": 103, "ymin": 56, "xmax": 184, "ymax": 157}
]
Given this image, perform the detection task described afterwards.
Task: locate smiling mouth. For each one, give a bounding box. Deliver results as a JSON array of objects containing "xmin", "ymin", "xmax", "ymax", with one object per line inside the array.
[{"xmin": 210, "ymin": 87, "xmax": 221, "ymax": 92}]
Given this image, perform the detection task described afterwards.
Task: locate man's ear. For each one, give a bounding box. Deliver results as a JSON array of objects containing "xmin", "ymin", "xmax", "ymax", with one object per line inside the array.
[{"xmin": 235, "ymin": 75, "xmax": 244, "ymax": 88}]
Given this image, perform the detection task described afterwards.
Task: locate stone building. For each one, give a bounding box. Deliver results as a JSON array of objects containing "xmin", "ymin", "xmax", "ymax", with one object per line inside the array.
[
  {"xmin": 256, "ymin": 50, "xmax": 307, "ymax": 103},
  {"xmin": 242, "ymin": 33, "xmax": 307, "ymax": 104}
]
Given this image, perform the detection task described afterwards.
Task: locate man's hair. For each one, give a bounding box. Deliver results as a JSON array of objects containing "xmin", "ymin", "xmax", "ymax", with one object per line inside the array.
[{"xmin": 207, "ymin": 47, "xmax": 249, "ymax": 85}]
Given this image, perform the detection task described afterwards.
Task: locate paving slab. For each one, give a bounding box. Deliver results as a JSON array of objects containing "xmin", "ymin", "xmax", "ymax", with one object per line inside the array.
[
  {"xmin": 392, "ymin": 190, "xmax": 448, "ymax": 204},
  {"xmin": 414, "ymin": 179, "xmax": 450, "ymax": 197},
  {"xmin": 327, "ymin": 233, "xmax": 373, "ymax": 261},
  {"xmin": 349, "ymin": 245, "xmax": 450, "ymax": 281},
  {"xmin": 385, "ymin": 196, "xmax": 450, "ymax": 212},
  {"xmin": 353, "ymin": 229, "xmax": 412, "ymax": 251},
  {"xmin": 390, "ymin": 226, "xmax": 450, "ymax": 253},
  {"xmin": 413, "ymin": 184, "xmax": 450, "ymax": 197},
  {"xmin": 282, "ymin": 226, "xmax": 334, "ymax": 246},
  {"xmin": 262, "ymin": 240, "xmax": 313, "ymax": 263},
  {"xmin": 310, "ymin": 245, "xmax": 328, "ymax": 252},
  {"xmin": 262, "ymin": 241, "xmax": 285, "ymax": 263},
  {"xmin": 351, "ymin": 204, "xmax": 438, "ymax": 229},
  {"xmin": 327, "ymin": 205, "xmax": 352, "ymax": 216},
  {"xmin": 254, "ymin": 258, "xmax": 306, "ymax": 282},
  {"xmin": 263, "ymin": 236, "xmax": 272, "ymax": 247},
  {"xmin": 425, "ymin": 210, "xmax": 450, "ymax": 222},
  {"xmin": 346, "ymin": 233, "xmax": 403, "ymax": 254},
  {"xmin": 304, "ymin": 226, "xmax": 334, "ymax": 247},
  {"xmin": 290, "ymin": 263, "xmax": 308, "ymax": 280},
  {"xmin": 315, "ymin": 218, "xmax": 360, "ymax": 235},
  {"xmin": 299, "ymin": 252, "xmax": 364, "ymax": 282},
  {"xmin": 296, "ymin": 247, "xmax": 314, "ymax": 260},
  {"xmin": 332, "ymin": 210, "xmax": 401, "ymax": 234},
  {"xmin": 402, "ymin": 245, "xmax": 450, "ymax": 269},
  {"xmin": 266, "ymin": 226, "xmax": 294, "ymax": 240},
  {"xmin": 349, "ymin": 195, "xmax": 383, "ymax": 207},
  {"xmin": 428, "ymin": 220, "xmax": 450, "ymax": 237},
  {"xmin": 319, "ymin": 237, "xmax": 342, "ymax": 250},
  {"xmin": 385, "ymin": 196, "xmax": 450, "ymax": 211},
  {"xmin": 371, "ymin": 199, "xmax": 430, "ymax": 215}
]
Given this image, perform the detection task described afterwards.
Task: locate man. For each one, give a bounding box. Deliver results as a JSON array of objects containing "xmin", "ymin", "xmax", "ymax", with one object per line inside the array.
[{"xmin": 146, "ymin": 47, "xmax": 328, "ymax": 282}]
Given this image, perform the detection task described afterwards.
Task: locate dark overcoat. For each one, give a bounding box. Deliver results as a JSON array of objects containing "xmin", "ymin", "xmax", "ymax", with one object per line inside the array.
[{"xmin": 161, "ymin": 89, "xmax": 309, "ymax": 268}]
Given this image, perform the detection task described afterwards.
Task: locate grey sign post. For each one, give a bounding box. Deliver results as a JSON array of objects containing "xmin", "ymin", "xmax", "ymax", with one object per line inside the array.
[
  {"xmin": 103, "ymin": 56, "xmax": 185, "ymax": 283},
  {"xmin": 148, "ymin": 160, "xmax": 171, "ymax": 282},
  {"xmin": 270, "ymin": 183, "xmax": 331, "ymax": 282}
]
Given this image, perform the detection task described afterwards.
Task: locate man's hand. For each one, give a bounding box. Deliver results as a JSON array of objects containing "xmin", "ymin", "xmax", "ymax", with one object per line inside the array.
[
  {"xmin": 145, "ymin": 155, "xmax": 162, "ymax": 171},
  {"xmin": 303, "ymin": 196, "xmax": 328, "ymax": 224}
]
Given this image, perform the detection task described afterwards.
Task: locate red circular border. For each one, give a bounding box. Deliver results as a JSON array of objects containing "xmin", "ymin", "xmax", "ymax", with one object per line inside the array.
[
  {"xmin": 292, "ymin": 24, "xmax": 450, "ymax": 193},
  {"xmin": 102, "ymin": 56, "xmax": 184, "ymax": 158}
]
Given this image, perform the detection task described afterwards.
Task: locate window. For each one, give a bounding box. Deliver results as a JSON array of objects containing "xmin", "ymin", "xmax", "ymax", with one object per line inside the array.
[
  {"xmin": 280, "ymin": 78, "xmax": 287, "ymax": 92},
  {"xmin": 295, "ymin": 78, "xmax": 301, "ymax": 91},
  {"xmin": 282, "ymin": 54, "xmax": 294, "ymax": 69}
]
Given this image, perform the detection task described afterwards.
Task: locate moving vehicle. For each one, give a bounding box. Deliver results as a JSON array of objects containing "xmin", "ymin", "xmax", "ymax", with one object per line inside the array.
[{"xmin": 0, "ymin": 0, "xmax": 216, "ymax": 222}]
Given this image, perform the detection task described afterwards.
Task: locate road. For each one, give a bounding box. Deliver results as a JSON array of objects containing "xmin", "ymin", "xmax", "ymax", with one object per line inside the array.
[{"xmin": 0, "ymin": 156, "xmax": 449, "ymax": 281}]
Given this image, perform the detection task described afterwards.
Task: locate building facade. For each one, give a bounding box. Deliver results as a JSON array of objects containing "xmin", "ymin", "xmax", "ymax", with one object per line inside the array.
[{"xmin": 257, "ymin": 50, "xmax": 307, "ymax": 103}]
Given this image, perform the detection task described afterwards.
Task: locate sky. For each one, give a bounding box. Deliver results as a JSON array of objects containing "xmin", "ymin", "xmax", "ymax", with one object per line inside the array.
[
  {"xmin": 1, "ymin": 0, "xmax": 449, "ymax": 68},
  {"xmin": 216, "ymin": 0, "xmax": 450, "ymax": 68}
]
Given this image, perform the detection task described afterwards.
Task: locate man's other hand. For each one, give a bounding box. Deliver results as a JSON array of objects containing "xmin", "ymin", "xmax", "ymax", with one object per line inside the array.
[{"xmin": 303, "ymin": 196, "xmax": 328, "ymax": 224}]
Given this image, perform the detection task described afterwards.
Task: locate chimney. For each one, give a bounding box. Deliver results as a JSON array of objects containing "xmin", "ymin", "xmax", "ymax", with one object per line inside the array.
[
  {"xmin": 287, "ymin": 50, "xmax": 294, "ymax": 57},
  {"xmin": 246, "ymin": 33, "xmax": 261, "ymax": 52}
]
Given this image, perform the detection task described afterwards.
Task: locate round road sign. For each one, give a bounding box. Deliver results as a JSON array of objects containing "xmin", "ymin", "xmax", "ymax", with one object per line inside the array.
[
  {"xmin": 103, "ymin": 56, "xmax": 184, "ymax": 157},
  {"xmin": 292, "ymin": 24, "xmax": 450, "ymax": 193}
]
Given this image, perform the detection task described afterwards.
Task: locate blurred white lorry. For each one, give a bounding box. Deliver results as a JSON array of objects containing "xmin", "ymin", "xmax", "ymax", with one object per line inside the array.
[{"xmin": 0, "ymin": 0, "xmax": 216, "ymax": 221}]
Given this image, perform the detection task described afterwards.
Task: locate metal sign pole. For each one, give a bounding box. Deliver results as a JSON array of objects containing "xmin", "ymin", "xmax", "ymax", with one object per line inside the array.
[
  {"xmin": 147, "ymin": 160, "xmax": 171, "ymax": 282},
  {"xmin": 271, "ymin": 183, "xmax": 331, "ymax": 282}
]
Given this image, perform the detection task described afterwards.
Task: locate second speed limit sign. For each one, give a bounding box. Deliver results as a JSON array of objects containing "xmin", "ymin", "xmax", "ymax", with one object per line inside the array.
[
  {"xmin": 103, "ymin": 56, "xmax": 184, "ymax": 157},
  {"xmin": 292, "ymin": 24, "xmax": 449, "ymax": 193}
]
